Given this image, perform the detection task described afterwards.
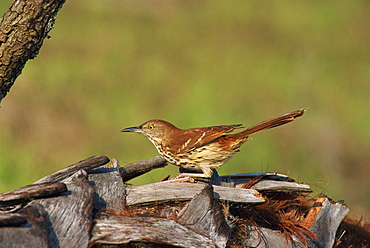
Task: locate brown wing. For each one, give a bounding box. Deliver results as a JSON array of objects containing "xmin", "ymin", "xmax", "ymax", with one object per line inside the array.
[{"xmin": 171, "ymin": 124, "xmax": 244, "ymax": 152}]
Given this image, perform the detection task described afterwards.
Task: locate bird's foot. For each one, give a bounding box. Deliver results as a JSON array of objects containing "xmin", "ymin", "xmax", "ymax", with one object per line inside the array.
[
  {"xmin": 169, "ymin": 172, "xmax": 212, "ymax": 183},
  {"xmin": 169, "ymin": 175, "xmax": 195, "ymax": 183}
]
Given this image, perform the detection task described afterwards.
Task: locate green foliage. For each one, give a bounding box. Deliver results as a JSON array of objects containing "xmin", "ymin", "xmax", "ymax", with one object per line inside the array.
[{"xmin": 0, "ymin": 1, "xmax": 368, "ymax": 219}]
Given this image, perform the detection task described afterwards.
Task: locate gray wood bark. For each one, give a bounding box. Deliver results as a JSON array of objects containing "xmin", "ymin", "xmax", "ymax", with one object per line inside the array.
[
  {"xmin": 119, "ymin": 156, "xmax": 168, "ymax": 182},
  {"xmin": 177, "ymin": 184, "xmax": 230, "ymax": 248},
  {"xmin": 0, "ymin": 202, "xmax": 50, "ymax": 248},
  {"xmin": 0, "ymin": 213, "xmax": 26, "ymax": 227},
  {"xmin": 308, "ymin": 198, "xmax": 350, "ymax": 248},
  {"xmin": 34, "ymin": 155, "xmax": 110, "ymax": 184},
  {"xmin": 35, "ymin": 170, "xmax": 95, "ymax": 248},
  {"xmin": 88, "ymin": 166, "xmax": 126, "ymax": 213},
  {"xmin": 0, "ymin": 156, "xmax": 355, "ymax": 247},
  {"xmin": 90, "ymin": 213, "xmax": 218, "ymax": 248},
  {"xmin": 0, "ymin": 182, "xmax": 66, "ymax": 211},
  {"xmin": 251, "ymin": 180, "xmax": 312, "ymax": 193},
  {"xmin": 220, "ymin": 172, "xmax": 311, "ymax": 193},
  {"xmin": 126, "ymin": 181, "xmax": 264, "ymax": 206},
  {"xmin": 244, "ymin": 226, "xmax": 306, "ymax": 248}
]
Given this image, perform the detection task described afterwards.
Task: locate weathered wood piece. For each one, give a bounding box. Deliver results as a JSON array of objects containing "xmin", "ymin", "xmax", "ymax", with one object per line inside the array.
[
  {"xmin": 0, "ymin": 155, "xmax": 356, "ymax": 247},
  {"xmin": 301, "ymin": 196, "xmax": 326, "ymax": 229},
  {"xmin": 119, "ymin": 156, "xmax": 168, "ymax": 182},
  {"xmin": 219, "ymin": 172, "xmax": 311, "ymax": 192},
  {"xmin": 308, "ymin": 198, "xmax": 349, "ymax": 248},
  {"xmin": 88, "ymin": 166, "xmax": 126, "ymax": 213},
  {"xmin": 90, "ymin": 213, "xmax": 218, "ymax": 248},
  {"xmin": 126, "ymin": 181, "xmax": 264, "ymax": 206},
  {"xmin": 243, "ymin": 226, "xmax": 306, "ymax": 248},
  {"xmin": 0, "ymin": 202, "xmax": 50, "ymax": 248},
  {"xmin": 0, "ymin": 182, "xmax": 67, "ymax": 209},
  {"xmin": 34, "ymin": 155, "xmax": 110, "ymax": 184},
  {"xmin": 251, "ymin": 180, "xmax": 312, "ymax": 193},
  {"xmin": 177, "ymin": 184, "xmax": 230, "ymax": 248},
  {"xmin": 220, "ymin": 172, "xmax": 291, "ymax": 182},
  {"xmin": 213, "ymin": 185, "xmax": 264, "ymax": 203},
  {"xmin": 126, "ymin": 181, "xmax": 204, "ymax": 206},
  {"xmin": 0, "ymin": 213, "xmax": 27, "ymax": 227},
  {"xmin": 35, "ymin": 170, "xmax": 95, "ymax": 248}
]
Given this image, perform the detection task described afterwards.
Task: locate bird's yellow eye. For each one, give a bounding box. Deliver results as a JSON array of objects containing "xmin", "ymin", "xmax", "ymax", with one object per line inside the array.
[{"xmin": 148, "ymin": 124, "xmax": 155, "ymax": 130}]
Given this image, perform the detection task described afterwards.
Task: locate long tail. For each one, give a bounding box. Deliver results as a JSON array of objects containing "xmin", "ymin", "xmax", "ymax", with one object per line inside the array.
[{"xmin": 237, "ymin": 108, "xmax": 307, "ymax": 137}]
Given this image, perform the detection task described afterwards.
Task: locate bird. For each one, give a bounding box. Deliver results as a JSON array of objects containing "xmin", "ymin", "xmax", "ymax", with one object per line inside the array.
[{"xmin": 121, "ymin": 108, "xmax": 306, "ymax": 178}]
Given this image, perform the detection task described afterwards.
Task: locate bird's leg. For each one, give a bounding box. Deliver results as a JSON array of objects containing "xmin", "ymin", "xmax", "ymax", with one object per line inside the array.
[
  {"xmin": 174, "ymin": 172, "xmax": 208, "ymax": 178},
  {"xmin": 170, "ymin": 172, "xmax": 208, "ymax": 183},
  {"xmin": 169, "ymin": 176, "xmax": 195, "ymax": 183},
  {"xmin": 173, "ymin": 166, "xmax": 213, "ymax": 179}
]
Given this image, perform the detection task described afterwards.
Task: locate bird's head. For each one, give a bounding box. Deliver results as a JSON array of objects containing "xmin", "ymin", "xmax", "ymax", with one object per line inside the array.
[{"xmin": 121, "ymin": 119, "xmax": 178, "ymax": 144}]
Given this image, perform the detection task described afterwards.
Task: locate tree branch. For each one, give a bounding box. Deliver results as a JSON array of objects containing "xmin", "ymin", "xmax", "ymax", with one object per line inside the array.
[{"xmin": 0, "ymin": 0, "xmax": 66, "ymax": 101}]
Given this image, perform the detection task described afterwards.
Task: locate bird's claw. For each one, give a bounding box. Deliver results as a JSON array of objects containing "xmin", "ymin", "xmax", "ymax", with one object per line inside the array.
[{"xmin": 169, "ymin": 174, "xmax": 195, "ymax": 183}]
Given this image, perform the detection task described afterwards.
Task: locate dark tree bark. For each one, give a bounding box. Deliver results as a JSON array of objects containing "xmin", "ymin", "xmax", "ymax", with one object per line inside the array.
[{"xmin": 0, "ymin": 0, "xmax": 66, "ymax": 101}]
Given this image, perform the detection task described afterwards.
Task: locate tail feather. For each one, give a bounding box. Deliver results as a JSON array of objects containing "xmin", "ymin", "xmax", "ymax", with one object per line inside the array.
[{"xmin": 237, "ymin": 108, "xmax": 307, "ymax": 137}]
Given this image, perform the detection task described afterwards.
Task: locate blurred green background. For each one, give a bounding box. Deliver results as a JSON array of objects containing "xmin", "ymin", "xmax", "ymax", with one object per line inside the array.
[{"xmin": 0, "ymin": 1, "xmax": 368, "ymax": 219}]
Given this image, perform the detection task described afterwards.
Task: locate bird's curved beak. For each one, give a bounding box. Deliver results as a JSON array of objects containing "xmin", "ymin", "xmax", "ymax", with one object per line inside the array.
[{"xmin": 121, "ymin": 126, "xmax": 142, "ymax": 133}]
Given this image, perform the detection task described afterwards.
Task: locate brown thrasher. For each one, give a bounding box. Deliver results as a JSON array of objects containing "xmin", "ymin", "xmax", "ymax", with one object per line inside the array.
[{"xmin": 121, "ymin": 108, "xmax": 306, "ymax": 178}]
